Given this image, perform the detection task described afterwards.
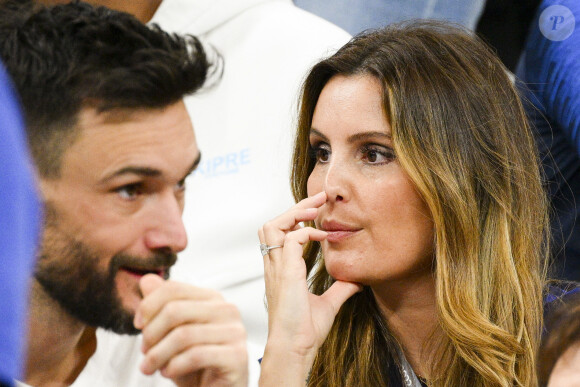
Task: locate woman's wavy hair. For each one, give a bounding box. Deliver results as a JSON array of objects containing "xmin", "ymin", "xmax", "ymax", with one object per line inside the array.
[{"xmin": 291, "ymin": 20, "xmax": 549, "ymax": 387}]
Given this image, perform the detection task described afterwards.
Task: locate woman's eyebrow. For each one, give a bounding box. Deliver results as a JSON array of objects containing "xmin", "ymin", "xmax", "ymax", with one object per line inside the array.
[
  {"xmin": 309, "ymin": 128, "xmax": 328, "ymax": 141},
  {"xmin": 309, "ymin": 128, "xmax": 391, "ymax": 143},
  {"xmin": 347, "ymin": 131, "xmax": 391, "ymax": 143}
]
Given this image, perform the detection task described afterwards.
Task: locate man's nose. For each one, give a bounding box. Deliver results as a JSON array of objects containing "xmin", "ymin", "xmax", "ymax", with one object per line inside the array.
[{"xmin": 143, "ymin": 190, "xmax": 188, "ymax": 253}]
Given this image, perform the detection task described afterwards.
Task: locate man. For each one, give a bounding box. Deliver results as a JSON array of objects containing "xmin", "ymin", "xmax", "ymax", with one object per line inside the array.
[
  {"xmin": 35, "ymin": 2, "xmax": 352, "ymax": 383},
  {"xmin": 0, "ymin": 2, "xmax": 247, "ymax": 386}
]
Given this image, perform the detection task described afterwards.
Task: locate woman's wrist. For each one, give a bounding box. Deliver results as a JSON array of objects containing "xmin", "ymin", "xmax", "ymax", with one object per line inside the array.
[{"xmin": 259, "ymin": 339, "xmax": 317, "ymax": 387}]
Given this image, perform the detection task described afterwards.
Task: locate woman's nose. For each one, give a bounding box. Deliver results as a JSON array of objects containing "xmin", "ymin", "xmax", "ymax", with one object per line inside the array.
[{"xmin": 323, "ymin": 159, "xmax": 348, "ymax": 203}]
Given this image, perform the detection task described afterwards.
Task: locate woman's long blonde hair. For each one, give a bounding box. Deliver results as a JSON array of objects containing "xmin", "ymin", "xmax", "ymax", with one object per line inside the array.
[{"xmin": 291, "ymin": 21, "xmax": 549, "ymax": 387}]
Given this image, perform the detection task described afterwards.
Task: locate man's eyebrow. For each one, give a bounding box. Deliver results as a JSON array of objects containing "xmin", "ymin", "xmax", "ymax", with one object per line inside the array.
[
  {"xmin": 100, "ymin": 152, "xmax": 202, "ymax": 183},
  {"xmin": 185, "ymin": 152, "xmax": 202, "ymax": 177},
  {"xmin": 101, "ymin": 166, "xmax": 161, "ymax": 183},
  {"xmin": 309, "ymin": 128, "xmax": 391, "ymax": 142}
]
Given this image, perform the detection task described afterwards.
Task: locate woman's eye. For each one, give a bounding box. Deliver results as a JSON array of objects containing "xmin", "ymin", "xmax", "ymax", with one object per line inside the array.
[
  {"xmin": 309, "ymin": 143, "xmax": 331, "ymax": 163},
  {"xmin": 362, "ymin": 145, "xmax": 395, "ymax": 164},
  {"xmin": 316, "ymin": 147, "xmax": 330, "ymax": 162},
  {"xmin": 115, "ymin": 183, "xmax": 143, "ymax": 200}
]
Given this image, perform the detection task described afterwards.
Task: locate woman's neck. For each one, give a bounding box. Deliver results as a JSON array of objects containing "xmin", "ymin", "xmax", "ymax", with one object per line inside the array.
[{"xmin": 371, "ymin": 273, "xmax": 441, "ymax": 379}]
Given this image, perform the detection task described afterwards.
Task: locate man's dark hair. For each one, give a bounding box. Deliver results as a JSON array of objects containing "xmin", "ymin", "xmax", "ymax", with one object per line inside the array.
[{"xmin": 0, "ymin": 1, "xmax": 215, "ymax": 177}]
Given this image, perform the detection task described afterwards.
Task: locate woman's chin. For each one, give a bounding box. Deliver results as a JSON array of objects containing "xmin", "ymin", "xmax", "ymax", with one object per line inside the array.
[{"xmin": 325, "ymin": 261, "xmax": 362, "ymax": 284}]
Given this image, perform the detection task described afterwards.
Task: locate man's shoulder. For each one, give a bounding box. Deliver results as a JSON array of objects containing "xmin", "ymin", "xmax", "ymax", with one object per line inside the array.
[{"xmin": 15, "ymin": 332, "xmax": 176, "ymax": 387}]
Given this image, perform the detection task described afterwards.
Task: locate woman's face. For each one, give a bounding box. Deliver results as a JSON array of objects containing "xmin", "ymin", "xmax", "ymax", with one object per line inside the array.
[{"xmin": 306, "ymin": 74, "xmax": 434, "ymax": 286}]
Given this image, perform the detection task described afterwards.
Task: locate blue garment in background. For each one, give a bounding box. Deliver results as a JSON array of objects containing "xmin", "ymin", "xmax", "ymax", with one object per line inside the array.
[
  {"xmin": 517, "ymin": 0, "xmax": 580, "ymax": 280},
  {"xmin": 293, "ymin": 0, "xmax": 486, "ymax": 35},
  {"xmin": 0, "ymin": 63, "xmax": 42, "ymax": 386}
]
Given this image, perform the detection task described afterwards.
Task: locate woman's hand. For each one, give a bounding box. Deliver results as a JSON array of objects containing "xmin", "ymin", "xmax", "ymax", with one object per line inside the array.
[{"xmin": 258, "ymin": 191, "xmax": 361, "ymax": 386}]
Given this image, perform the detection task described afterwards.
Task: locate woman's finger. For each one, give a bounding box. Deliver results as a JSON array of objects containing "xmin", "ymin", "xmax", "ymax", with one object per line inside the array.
[
  {"xmin": 259, "ymin": 209, "xmax": 322, "ymax": 262},
  {"xmin": 293, "ymin": 190, "xmax": 326, "ymax": 209},
  {"xmin": 261, "ymin": 207, "xmax": 318, "ymax": 237},
  {"xmin": 258, "ymin": 192, "xmax": 327, "ymax": 264},
  {"xmin": 276, "ymin": 227, "xmax": 327, "ymax": 261},
  {"xmin": 258, "ymin": 191, "xmax": 327, "ymax": 241},
  {"xmin": 320, "ymin": 281, "xmax": 363, "ymax": 316}
]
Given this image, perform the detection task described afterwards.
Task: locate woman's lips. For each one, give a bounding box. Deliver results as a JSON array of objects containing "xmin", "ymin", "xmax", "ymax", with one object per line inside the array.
[
  {"xmin": 325, "ymin": 230, "xmax": 359, "ymax": 243},
  {"xmin": 321, "ymin": 221, "xmax": 361, "ymax": 243}
]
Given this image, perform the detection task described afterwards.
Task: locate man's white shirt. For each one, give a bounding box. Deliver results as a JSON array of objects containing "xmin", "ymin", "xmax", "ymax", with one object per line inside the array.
[{"xmin": 16, "ymin": 329, "xmax": 176, "ymax": 387}]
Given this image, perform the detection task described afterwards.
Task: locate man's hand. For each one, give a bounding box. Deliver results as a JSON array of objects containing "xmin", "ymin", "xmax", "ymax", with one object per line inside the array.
[{"xmin": 134, "ymin": 274, "xmax": 248, "ymax": 387}]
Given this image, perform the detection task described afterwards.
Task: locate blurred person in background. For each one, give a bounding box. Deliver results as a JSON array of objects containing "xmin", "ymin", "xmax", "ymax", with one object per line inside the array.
[
  {"xmin": 293, "ymin": 0, "xmax": 545, "ymax": 76},
  {"xmin": 516, "ymin": 0, "xmax": 580, "ymax": 281},
  {"xmin": 476, "ymin": 0, "xmax": 542, "ymax": 72},
  {"xmin": 0, "ymin": 62, "xmax": 41, "ymax": 387},
  {"xmin": 293, "ymin": 0, "xmax": 485, "ymax": 34}
]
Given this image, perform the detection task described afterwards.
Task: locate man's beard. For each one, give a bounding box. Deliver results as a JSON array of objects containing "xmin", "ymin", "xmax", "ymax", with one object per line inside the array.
[{"xmin": 35, "ymin": 208, "xmax": 177, "ymax": 335}]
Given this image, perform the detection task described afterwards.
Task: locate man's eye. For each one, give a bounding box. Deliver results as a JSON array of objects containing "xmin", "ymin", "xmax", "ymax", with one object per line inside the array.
[
  {"xmin": 175, "ymin": 178, "xmax": 187, "ymax": 192},
  {"xmin": 115, "ymin": 184, "xmax": 143, "ymax": 200}
]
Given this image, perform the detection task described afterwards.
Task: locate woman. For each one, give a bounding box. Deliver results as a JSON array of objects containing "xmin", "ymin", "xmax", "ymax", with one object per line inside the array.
[{"xmin": 258, "ymin": 21, "xmax": 549, "ymax": 386}]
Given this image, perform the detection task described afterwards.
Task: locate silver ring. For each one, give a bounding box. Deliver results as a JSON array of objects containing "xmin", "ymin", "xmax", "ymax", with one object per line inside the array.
[{"xmin": 260, "ymin": 243, "xmax": 283, "ymax": 256}]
